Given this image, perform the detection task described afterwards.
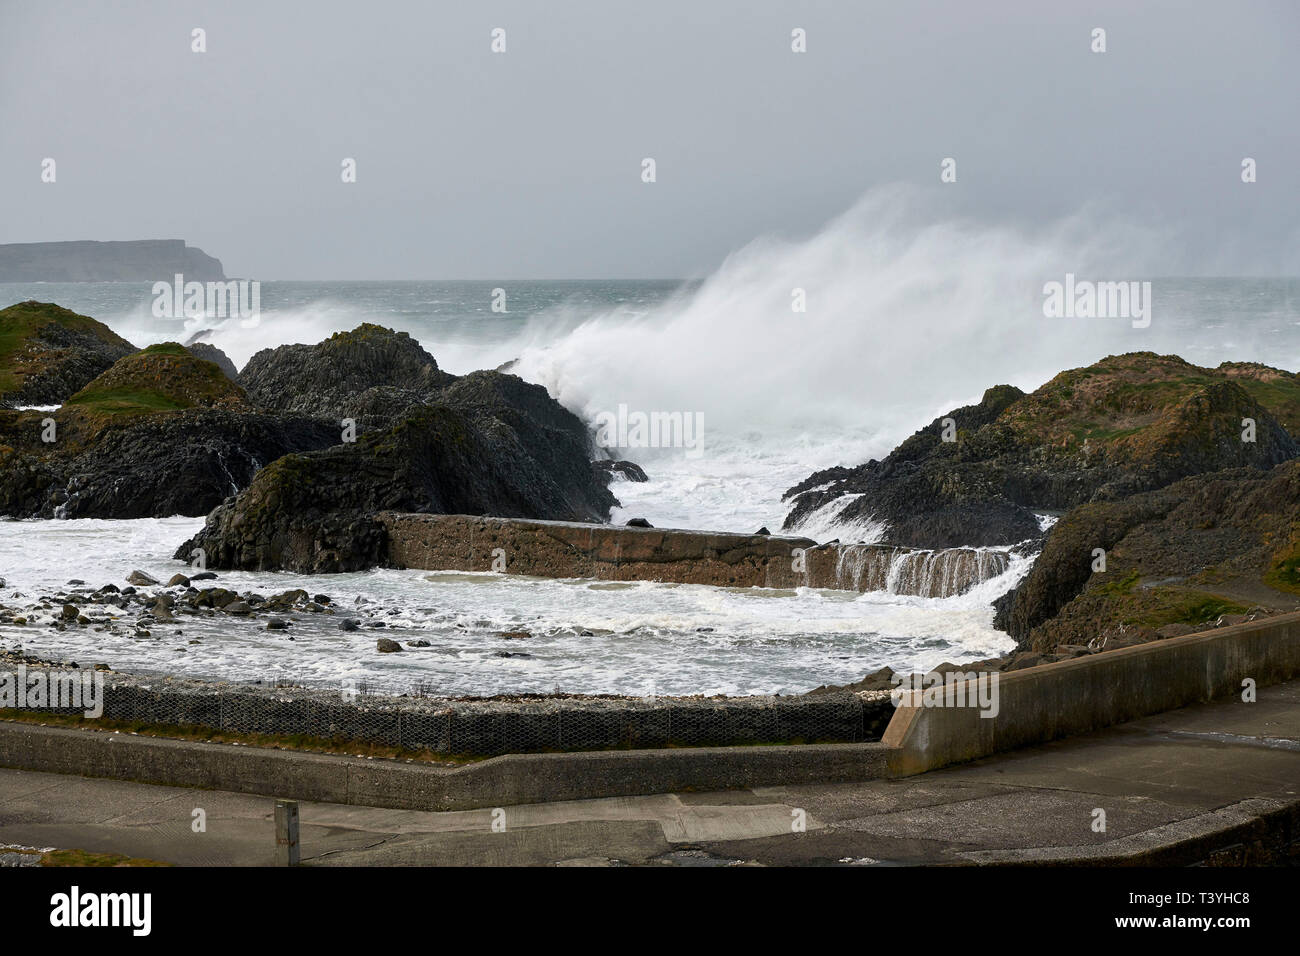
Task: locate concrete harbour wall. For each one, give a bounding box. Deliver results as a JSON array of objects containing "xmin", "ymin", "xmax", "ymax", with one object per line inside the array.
[
  {"xmin": 378, "ymin": 512, "xmax": 1010, "ymax": 598},
  {"xmin": 884, "ymin": 611, "xmax": 1300, "ymax": 775}
]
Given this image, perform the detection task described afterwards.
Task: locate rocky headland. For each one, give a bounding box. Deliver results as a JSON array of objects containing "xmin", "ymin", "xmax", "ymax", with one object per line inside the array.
[
  {"xmin": 0, "ymin": 240, "xmax": 225, "ymax": 282},
  {"xmin": 784, "ymin": 353, "xmax": 1298, "ymax": 549}
]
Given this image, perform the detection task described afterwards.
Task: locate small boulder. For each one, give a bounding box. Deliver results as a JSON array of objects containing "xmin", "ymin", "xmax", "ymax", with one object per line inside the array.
[
  {"xmin": 376, "ymin": 637, "xmax": 402, "ymax": 653},
  {"xmin": 266, "ymin": 618, "xmax": 290, "ymax": 630},
  {"xmin": 126, "ymin": 570, "xmax": 158, "ymax": 586},
  {"xmin": 592, "ymin": 459, "xmax": 650, "ymax": 482},
  {"xmin": 625, "ymin": 517, "xmax": 653, "ymax": 528},
  {"xmin": 166, "ymin": 574, "xmax": 191, "ymax": 588}
]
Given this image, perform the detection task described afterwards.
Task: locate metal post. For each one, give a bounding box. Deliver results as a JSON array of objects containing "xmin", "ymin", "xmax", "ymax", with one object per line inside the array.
[{"xmin": 275, "ymin": 799, "xmax": 300, "ymax": 866}]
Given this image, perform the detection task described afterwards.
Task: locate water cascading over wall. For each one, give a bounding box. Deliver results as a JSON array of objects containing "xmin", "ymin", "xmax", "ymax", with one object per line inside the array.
[
  {"xmin": 832, "ymin": 545, "xmax": 1009, "ymax": 598},
  {"xmin": 380, "ymin": 513, "xmax": 1014, "ymax": 599}
]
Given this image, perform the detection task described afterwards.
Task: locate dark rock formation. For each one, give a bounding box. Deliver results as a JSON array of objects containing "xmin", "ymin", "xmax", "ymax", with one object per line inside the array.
[
  {"xmin": 0, "ymin": 344, "xmax": 336, "ymax": 518},
  {"xmin": 177, "ymin": 376, "xmax": 618, "ymax": 573},
  {"xmin": 238, "ymin": 324, "xmax": 454, "ymax": 430},
  {"xmin": 28, "ymin": 410, "xmax": 337, "ymax": 519},
  {"xmin": 996, "ymin": 461, "xmax": 1300, "ymax": 652},
  {"xmin": 0, "ymin": 301, "xmax": 135, "ymax": 406},
  {"xmin": 3, "ymin": 316, "xmax": 630, "ymax": 534},
  {"xmin": 0, "ymin": 240, "xmax": 224, "ymax": 281},
  {"xmin": 183, "ymin": 341, "xmax": 239, "ymax": 380},
  {"xmin": 783, "ymin": 354, "xmax": 1300, "ymax": 548},
  {"xmin": 592, "ymin": 459, "xmax": 650, "ymax": 483}
]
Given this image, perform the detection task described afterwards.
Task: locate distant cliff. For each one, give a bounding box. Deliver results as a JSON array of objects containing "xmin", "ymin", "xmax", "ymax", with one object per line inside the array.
[{"xmin": 0, "ymin": 240, "xmax": 225, "ymax": 281}]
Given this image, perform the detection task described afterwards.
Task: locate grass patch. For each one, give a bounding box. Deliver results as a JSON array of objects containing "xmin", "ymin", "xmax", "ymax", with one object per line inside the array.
[
  {"xmin": 62, "ymin": 387, "xmax": 187, "ymax": 415},
  {"xmin": 1264, "ymin": 542, "xmax": 1300, "ymax": 595},
  {"xmin": 41, "ymin": 848, "xmax": 170, "ymax": 867},
  {"xmin": 1119, "ymin": 589, "xmax": 1249, "ymax": 629},
  {"xmin": 61, "ymin": 342, "xmax": 244, "ymax": 416},
  {"xmin": 1235, "ymin": 379, "xmax": 1300, "ymax": 435},
  {"xmin": 1093, "ymin": 568, "xmax": 1140, "ymax": 596}
]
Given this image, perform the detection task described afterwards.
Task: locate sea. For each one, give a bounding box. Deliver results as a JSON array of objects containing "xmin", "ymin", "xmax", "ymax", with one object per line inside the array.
[{"xmin": 2, "ymin": 209, "xmax": 1298, "ymax": 696}]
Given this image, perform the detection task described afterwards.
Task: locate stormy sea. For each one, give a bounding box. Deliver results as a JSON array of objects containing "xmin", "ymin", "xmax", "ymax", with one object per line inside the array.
[{"xmin": 2, "ymin": 196, "xmax": 1298, "ymax": 697}]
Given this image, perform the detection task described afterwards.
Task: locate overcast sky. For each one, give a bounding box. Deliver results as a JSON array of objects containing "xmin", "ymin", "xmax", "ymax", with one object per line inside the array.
[{"xmin": 1, "ymin": 0, "xmax": 1297, "ymax": 279}]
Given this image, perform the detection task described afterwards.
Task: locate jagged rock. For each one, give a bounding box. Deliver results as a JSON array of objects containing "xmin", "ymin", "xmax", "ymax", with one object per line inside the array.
[
  {"xmin": 238, "ymin": 324, "xmax": 454, "ymax": 429},
  {"xmin": 183, "ymin": 341, "xmax": 239, "ymax": 380},
  {"xmin": 177, "ymin": 374, "xmax": 616, "ymax": 573},
  {"xmin": 999, "ymin": 460, "xmax": 1300, "ymax": 652},
  {"xmin": 0, "ymin": 345, "xmax": 338, "ymax": 518},
  {"xmin": 126, "ymin": 571, "xmax": 158, "ymax": 586},
  {"xmin": 783, "ymin": 354, "xmax": 1300, "ymax": 548}
]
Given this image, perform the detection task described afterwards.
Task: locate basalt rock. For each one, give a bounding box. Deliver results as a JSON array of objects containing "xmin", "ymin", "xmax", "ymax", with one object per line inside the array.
[
  {"xmin": 184, "ymin": 341, "xmax": 239, "ymax": 380},
  {"xmin": 0, "ymin": 301, "xmax": 135, "ymax": 407},
  {"xmin": 996, "ymin": 460, "xmax": 1300, "ymax": 653},
  {"xmin": 0, "ymin": 345, "xmax": 338, "ymax": 518},
  {"xmin": 176, "ymin": 376, "xmax": 617, "ymax": 573},
  {"xmin": 238, "ymin": 324, "xmax": 455, "ymax": 430},
  {"xmin": 783, "ymin": 353, "xmax": 1300, "ymax": 548}
]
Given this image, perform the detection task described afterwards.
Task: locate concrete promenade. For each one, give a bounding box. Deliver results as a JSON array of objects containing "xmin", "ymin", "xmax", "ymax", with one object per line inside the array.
[{"xmin": 2, "ymin": 680, "xmax": 1295, "ymax": 866}]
